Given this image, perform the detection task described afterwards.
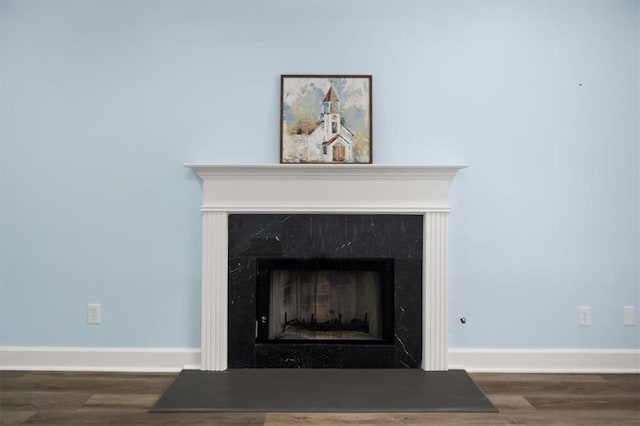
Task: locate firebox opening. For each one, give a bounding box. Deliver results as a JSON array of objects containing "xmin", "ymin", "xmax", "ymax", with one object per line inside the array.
[{"xmin": 256, "ymin": 259, "xmax": 394, "ymax": 344}]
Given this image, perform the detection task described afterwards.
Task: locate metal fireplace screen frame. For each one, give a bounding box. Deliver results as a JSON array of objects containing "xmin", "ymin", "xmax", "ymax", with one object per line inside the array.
[{"xmin": 256, "ymin": 258, "xmax": 395, "ymax": 344}]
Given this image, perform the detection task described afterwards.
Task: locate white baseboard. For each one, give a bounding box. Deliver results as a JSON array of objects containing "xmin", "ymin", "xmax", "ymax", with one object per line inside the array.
[
  {"xmin": 449, "ymin": 348, "xmax": 640, "ymax": 373},
  {"xmin": 0, "ymin": 347, "xmax": 201, "ymax": 372},
  {"xmin": 1, "ymin": 346, "xmax": 638, "ymax": 373}
]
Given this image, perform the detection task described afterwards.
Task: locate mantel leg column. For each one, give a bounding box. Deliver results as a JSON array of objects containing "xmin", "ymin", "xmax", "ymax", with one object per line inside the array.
[
  {"xmin": 201, "ymin": 211, "xmax": 228, "ymax": 371},
  {"xmin": 422, "ymin": 212, "xmax": 448, "ymax": 371}
]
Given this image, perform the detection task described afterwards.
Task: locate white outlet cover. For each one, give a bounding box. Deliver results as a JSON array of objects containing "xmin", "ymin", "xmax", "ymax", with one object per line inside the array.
[
  {"xmin": 579, "ymin": 306, "xmax": 591, "ymax": 327},
  {"xmin": 87, "ymin": 303, "xmax": 101, "ymax": 324}
]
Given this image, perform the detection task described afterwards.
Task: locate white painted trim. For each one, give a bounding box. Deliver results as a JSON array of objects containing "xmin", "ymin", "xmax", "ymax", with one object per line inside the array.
[
  {"xmin": 449, "ymin": 349, "xmax": 640, "ymax": 373},
  {"xmin": 200, "ymin": 207, "xmax": 452, "ymax": 214},
  {"xmin": 422, "ymin": 212, "xmax": 448, "ymax": 370},
  {"xmin": 201, "ymin": 212, "xmax": 228, "ymax": 371},
  {"xmin": 2, "ymin": 347, "xmax": 637, "ymax": 373},
  {"xmin": 184, "ymin": 164, "xmax": 466, "ymax": 181},
  {"xmin": 0, "ymin": 347, "xmax": 201, "ymax": 372},
  {"xmin": 187, "ymin": 164, "xmax": 466, "ymax": 213}
]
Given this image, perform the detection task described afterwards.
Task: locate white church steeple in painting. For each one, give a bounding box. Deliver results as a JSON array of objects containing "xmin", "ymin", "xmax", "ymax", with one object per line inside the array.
[
  {"xmin": 321, "ymin": 83, "xmax": 341, "ymax": 139},
  {"xmin": 317, "ymin": 82, "xmax": 353, "ymax": 163}
]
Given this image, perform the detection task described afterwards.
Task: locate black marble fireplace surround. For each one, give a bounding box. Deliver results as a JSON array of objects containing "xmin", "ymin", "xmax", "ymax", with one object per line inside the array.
[{"xmin": 228, "ymin": 214, "xmax": 423, "ymax": 368}]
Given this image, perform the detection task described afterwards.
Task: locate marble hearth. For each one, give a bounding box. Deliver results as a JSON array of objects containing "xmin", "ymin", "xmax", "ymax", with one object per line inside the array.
[{"xmin": 186, "ymin": 164, "xmax": 465, "ymax": 371}]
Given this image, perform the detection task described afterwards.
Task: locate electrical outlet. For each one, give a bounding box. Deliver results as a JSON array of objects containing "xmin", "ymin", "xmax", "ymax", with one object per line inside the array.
[
  {"xmin": 579, "ymin": 306, "xmax": 591, "ymax": 326},
  {"xmin": 87, "ymin": 304, "xmax": 101, "ymax": 324},
  {"xmin": 623, "ymin": 306, "xmax": 636, "ymax": 326},
  {"xmin": 579, "ymin": 306, "xmax": 591, "ymax": 327}
]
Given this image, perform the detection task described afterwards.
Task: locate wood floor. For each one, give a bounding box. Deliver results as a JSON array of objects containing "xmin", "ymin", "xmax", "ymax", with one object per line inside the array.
[{"xmin": 0, "ymin": 371, "xmax": 638, "ymax": 425}]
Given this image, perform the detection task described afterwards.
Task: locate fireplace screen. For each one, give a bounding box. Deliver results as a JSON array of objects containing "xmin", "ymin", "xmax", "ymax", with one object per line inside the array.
[{"xmin": 256, "ymin": 259, "xmax": 393, "ymax": 342}]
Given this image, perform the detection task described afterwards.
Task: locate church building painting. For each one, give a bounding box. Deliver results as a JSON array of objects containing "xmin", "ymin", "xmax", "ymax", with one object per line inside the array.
[{"xmin": 280, "ymin": 75, "xmax": 372, "ymax": 164}]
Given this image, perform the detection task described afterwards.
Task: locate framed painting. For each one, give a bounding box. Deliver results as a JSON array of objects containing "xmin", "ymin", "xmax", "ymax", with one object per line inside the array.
[{"xmin": 280, "ymin": 75, "xmax": 372, "ymax": 164}]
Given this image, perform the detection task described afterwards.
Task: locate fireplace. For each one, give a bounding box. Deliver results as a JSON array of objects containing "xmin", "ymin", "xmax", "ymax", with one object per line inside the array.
[
  {"xmin": 186, "ymin": 164, "xmax": 465, "ymax": 371},
  {"xmin": 257, "ymin": 258, "xmax": 393, "ymax": 342},
  {"xmin": 228, "ymin": 214, "xmax": 422, "ymax": 368}
]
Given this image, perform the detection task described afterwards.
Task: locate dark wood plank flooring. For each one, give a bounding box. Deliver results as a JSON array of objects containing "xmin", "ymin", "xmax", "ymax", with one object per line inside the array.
[{"xmin": 1, "ymin": 371, "xmax": 638, "ymax": 425}]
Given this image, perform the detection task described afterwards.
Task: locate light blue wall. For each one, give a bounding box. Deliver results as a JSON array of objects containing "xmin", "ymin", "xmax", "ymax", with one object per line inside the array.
[{"xmin": 1, "ymin": 1, "xmax": 638, "ymax": 349}]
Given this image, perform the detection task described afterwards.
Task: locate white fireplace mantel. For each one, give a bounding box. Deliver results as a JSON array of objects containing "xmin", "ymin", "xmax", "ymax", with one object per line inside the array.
[{"xmin": 186, "ymin": 164, "xmax": 466, "ymax": 371}]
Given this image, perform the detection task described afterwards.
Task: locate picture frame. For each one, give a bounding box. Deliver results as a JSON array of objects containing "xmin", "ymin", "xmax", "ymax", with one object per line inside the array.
[{"xmin": 280, "ymin": 75, "xmax": 372, "ymax": 164}]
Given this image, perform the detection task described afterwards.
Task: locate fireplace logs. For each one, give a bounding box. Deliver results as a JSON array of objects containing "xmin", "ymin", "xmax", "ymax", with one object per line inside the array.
[{"xmin": 281, "ymin": 311, "xmax": 370, "ymax": 334}]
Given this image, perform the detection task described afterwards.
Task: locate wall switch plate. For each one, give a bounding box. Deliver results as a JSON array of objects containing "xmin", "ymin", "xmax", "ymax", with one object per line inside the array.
[
  {"xmin": 623, "ymin": 306, "xmax": 636, "ymax": 326},
  {"xmin": 579, "ymin": 306, "xmax": 591, "ymax": 327},
  {"xmin": 87, "ymin": 304, "xmax": 101, "ymax": 324}
]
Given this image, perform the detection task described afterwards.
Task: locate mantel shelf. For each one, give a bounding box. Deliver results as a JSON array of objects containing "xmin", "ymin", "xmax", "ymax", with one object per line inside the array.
[
  {"xmin": 185, "ymin": 164, "xmax": 467, "ymax": 180},
  {"xmin": 186, "ymin": 164, "xmax": 466, "ymax": 214}
]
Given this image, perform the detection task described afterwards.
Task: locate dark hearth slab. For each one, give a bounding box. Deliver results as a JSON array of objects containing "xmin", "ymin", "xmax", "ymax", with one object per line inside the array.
[{"xmin": 150, "ymin": 369, "xmax": 497, "ymax": 413}]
